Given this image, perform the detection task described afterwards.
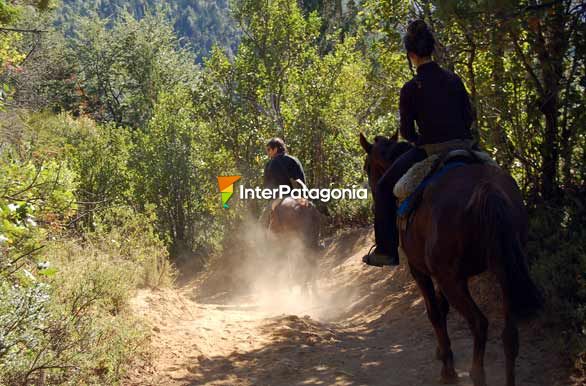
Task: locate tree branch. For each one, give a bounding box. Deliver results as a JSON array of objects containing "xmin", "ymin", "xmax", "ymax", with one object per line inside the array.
[
  {"xmin": 510, "ymin": 33, "xmax": 545, "ymax": 96},
  {"xmin": 0, "ymin": 27, "xmax": 48, "ymax": 34}
]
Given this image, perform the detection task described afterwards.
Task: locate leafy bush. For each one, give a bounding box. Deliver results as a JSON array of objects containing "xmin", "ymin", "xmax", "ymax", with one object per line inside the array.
[
  {"xmin": 0, "ymin": 112, "xmax": 173, "ymax": 385},
  {"xmin": 131, "ymin": 86, "xmax": 235, "ymax": 264},
  {"xmin": 0, "ymin": 209, "xmax": 170, "ymax": 384},
  {"xmin": 529, "ymin": 195, "xmax": 586, "ymax": 359},
  {"xmin": 88, "ymin": 205, "xmax": 177, "ymax": 289},
  {"xmin": 0, "ymin": 253, "xmax": 149, "ymax": 385}
]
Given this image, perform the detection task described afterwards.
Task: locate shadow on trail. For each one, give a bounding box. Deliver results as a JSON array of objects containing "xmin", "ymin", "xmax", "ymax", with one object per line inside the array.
[
  {"xmin": 180, "ymin": 269, "xmax": 568, "ymax": 385},
  {"xmin": 169, "ymin": 228, "xmax": 571, "ymax": 386}
]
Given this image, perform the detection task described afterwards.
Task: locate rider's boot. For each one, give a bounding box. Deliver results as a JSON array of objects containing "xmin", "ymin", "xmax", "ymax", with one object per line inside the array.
[
  {"xmin": 363, "ymin": 175, "xmax": 400, "ymax": 267},
  {"xmin": 362, "ymin": 245, "xmax": 399, "ymax": 266}
]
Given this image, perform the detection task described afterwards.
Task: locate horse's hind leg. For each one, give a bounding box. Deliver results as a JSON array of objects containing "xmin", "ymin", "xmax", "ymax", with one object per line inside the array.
[
  {"xmin": 409, "ymin": 265, "xmax": 457, "ymax": 383},
  {"xmin": 435, "ymin": 290, "xmax": 450, "ymax": 360},
  {"xmin": 439, "ymin": 279, "xmax": 488, "ymax": 386}
]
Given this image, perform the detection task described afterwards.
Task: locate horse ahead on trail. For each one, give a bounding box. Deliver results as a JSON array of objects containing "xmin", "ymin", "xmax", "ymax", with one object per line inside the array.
[
  {"xmin": 360, "ymin": 133, "xmax": 542, "ymax": 386},
  {"xmin": 268, "ymin": 196, "xmax": 321, "ymax": 295}
]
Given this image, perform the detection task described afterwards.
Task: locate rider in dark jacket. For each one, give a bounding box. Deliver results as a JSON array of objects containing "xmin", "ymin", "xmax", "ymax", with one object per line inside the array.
[
  {"xmin": 260, "ymin": 138, "xmax": 306, "ymax": 228},
  {"xmin": 264, "ymin": 137, "xmax": 306, "ymax": 189},
  {"xmin": 363, "ymin": 20, "xmax": 474, "ymax": 266}
]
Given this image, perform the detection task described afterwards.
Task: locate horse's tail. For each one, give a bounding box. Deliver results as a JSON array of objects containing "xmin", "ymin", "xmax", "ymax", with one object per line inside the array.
[{"xmin": 466, "ymin": 180, "xmax": 543, "ymax": 320}]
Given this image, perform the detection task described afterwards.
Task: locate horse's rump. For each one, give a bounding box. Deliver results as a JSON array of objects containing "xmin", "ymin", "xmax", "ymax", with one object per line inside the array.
[
  {"xmin": 269, "ymin": 197, "xmax": 320, "ymax": 250},
  {"xmin": 408, "ymin": 163, "xmax": 542, "ymax": 318},
  {"xmin": 463, "ymin": 169, "xmax": 542, "ymax": 318},
  {"xmin": 268, "ymin": 196, "xmax": 322, "ymax": 291},
  {"xmin": 411, "ymin": 164, "xmax": 521, "ymax": 263}
]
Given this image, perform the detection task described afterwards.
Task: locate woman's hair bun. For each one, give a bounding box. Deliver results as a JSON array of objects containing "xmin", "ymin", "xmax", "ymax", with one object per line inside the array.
[
  {"xmin": 408, "ymin": 20, "xmax": 429, "ymax": 34},
  {"xmin": 403, "ymin": 19, "xmax": 435, "ymax": 58}
]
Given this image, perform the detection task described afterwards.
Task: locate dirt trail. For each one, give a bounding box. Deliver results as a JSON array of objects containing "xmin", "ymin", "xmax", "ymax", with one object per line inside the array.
[{"xmin": 125, "ymin": 228, "xmax": 574, "ymax": 386}]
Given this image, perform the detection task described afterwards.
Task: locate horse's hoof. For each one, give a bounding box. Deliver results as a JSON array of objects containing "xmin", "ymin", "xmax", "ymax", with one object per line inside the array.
[
  {"xmin": 436, "ymin": 347, "xmax": 455, "ymax": 363},
  {"xmin": 469, "ymin": 368, "xmax": 487, "ymax": 386},
  {"xmin": 439, "ymin": 372, "xmax": 459, "ymax": 384}
]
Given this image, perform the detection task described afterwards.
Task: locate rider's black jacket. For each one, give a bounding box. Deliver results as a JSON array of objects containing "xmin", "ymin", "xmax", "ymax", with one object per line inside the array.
[
  {"xmin": 263, "ymin": 153, "xmax": 306, "ymax": 190},
  {"xmin": 400, "ymin": 61, "xmax": 474, "ymax": 146}
]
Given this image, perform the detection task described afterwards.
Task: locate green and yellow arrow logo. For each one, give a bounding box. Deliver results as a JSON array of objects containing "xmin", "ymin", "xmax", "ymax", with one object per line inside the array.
[{"xmin": 217, "ymin": 176, "xmax": 241, "ymax": 208}]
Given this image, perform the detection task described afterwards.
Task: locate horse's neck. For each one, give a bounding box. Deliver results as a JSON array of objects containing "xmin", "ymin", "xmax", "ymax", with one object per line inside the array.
[{"xmin": 384, "ymin": 143, "xmax": 416, "ymax": 168}]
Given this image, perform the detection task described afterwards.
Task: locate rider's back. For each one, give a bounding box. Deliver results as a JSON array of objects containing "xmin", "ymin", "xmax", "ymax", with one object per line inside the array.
[
  {"xmin": 400, "ymin": 62, "xmax": 474, "ymax": 146},
  {"xmin": 264, "ymin": 153, "xmax": 306, "ymax": 190}
]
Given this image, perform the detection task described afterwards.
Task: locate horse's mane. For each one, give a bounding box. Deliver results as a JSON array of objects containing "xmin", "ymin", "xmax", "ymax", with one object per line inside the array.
[
  {"xmin": 373, "ymin": 135, "xmax": 413, "ymax": 164},
  {"xmin": 373, "ymin": 135, "xmax": 390, "ymax": 144}
]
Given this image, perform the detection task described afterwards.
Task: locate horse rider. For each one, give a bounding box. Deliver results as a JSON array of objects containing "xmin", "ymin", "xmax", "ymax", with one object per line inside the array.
[
  {"xmin": 260, "ymin": 137, "xmax": 306, "ymax": 227},
  {"xmin": 363, "ymin": 19, "xmax": 475, "ymax": 267}
]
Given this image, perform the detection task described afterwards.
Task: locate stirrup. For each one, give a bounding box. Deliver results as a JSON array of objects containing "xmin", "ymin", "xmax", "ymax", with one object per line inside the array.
[{"xmin": 362, "ymin": 245, "xmax": 399, "ymax": 267}]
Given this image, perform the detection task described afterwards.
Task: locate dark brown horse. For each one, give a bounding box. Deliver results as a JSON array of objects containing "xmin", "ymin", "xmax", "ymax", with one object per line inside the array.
[
  {"xmin": 268, "ymin": 197, "xmax": 321, "ymax": 293},
  {"xmin": 360, "ymin": 133, "xmax": 542, "ymax": 386}
]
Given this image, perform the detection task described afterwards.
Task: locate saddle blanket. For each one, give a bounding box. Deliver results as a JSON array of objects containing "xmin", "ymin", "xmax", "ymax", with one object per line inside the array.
[{"xmin": 393, "ymin": 150, "xmax": 497, "ymax": 217}]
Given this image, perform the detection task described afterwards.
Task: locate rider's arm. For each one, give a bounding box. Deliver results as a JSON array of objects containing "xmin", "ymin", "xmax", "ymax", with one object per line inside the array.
[
  {"xmin": 298, "ymin": 166, "xmax": 306, "ymax": 184},
  {"xmin": 286, "ymin": 156, "xmax": 306, "ymax": 184},
  {"xmin": 399, "ymin": 82, "xmax": 418, "ymax": 143},
  {"xmin": 295, "ymin": 158, "xmax": 306, "ymax": 183}
]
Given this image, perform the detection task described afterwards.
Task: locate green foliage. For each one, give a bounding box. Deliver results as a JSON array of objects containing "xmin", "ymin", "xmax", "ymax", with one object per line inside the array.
[
  {"xmin": 0, "ymin": 280, "xmax": 52, "ymax": 383},
  {"xmin": 0, "ymin": 2, "xmax": 23, "ymax": 110},
  {"xmin": 0, "ymin": 233, "xmax": 151, "ymax": 385},
  {"xmin": 529, "ymin": 196, "xmax": 586, "ymax": 355},
  {"xmin": 16, "ymin": 113, "xmax": 132, "ymax": 232},
  {"xmin": 0, "ymin": 0, "xmax": 56, "ymax": 110},
  {"xmin": 0, "ymin": 112, "xmax": 171, "ymax": 384},
  {"xmin": 132, "ymin": 86, "xmax": 233, "ymax": 263},
  {"xmin": 0, "ymin": 2, "xmax": 20, "ymax": 25},
  {"xmin": 0, "ymin": 125, "xmax": 78, "ymax": 276},
  {"xmin": 54, "ymin": 0, "xmax": 240, "ymax": 63},
  {"xmin": 69, "ymin": 11, "xmax": 198, "ymax": 128},
  {"xmin": 11, "ymin": 31, "xmax": 79, "ymax": 112},
  {"xmin": 90, "ymin": 205, "xmax": 176, "ymax": 289}
]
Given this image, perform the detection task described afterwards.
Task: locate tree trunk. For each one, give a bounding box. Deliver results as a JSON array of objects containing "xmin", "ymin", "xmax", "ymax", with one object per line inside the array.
[
  {"xmin": 533, "ymin": 5, "xmax": 568, "ymax": 200},
  {"xmin": 560, "ymin": 18, "xmax": 580, "ymax": 189},
  {"xmin": 489, "ymin": 22, "xmax": 511, "ymax": 168}
]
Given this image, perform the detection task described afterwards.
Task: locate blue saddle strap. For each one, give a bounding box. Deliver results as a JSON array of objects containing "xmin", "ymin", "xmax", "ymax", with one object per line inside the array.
[{"xmin": 397, "ymin": 161, "xmax": 468, "ymax": 217}]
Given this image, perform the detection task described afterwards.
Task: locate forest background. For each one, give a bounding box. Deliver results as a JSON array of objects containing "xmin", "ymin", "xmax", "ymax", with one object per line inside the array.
[{"xmin": 0, "ymin": 0, "xmax": 584, "ymax": 384}]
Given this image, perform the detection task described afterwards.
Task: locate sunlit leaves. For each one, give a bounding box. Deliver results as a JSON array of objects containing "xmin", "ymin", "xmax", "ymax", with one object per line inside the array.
[{"xmin": 70, "ymin": 12, "xmax": 198, "ymax": 128}]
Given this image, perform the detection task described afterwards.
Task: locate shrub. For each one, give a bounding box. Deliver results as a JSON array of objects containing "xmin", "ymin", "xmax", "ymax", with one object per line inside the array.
[
  {"xmin": 0, "ymin": 113, "xmax": 173, "ymax": 384},
  {"xmin": 0, "ymin": 216, "xmax": 167, "ymax": 385},
  {"xmin": 529, "ymin": 195, "xmax": 586, "ymax": 360}
]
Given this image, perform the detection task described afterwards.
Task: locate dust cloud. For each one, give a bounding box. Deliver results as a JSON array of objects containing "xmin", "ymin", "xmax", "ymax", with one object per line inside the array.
[{"xmin": 200, "ymin": 213, "xmax": 358, "ymax": 321}]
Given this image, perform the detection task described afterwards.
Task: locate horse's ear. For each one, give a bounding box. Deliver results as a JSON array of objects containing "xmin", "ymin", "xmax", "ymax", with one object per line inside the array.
[
  {"xmin": 359, "ymin": 132, "xmax": 372, "ymax": 154},
  {"xmin": 390, "ymin": 129, "xmax": 399, "ymax": 142}
]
